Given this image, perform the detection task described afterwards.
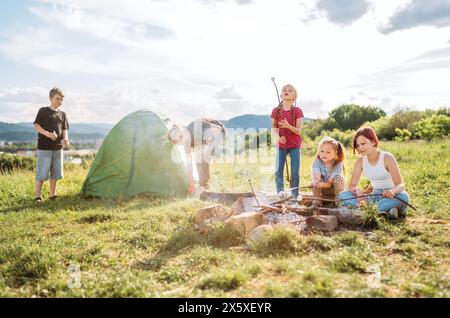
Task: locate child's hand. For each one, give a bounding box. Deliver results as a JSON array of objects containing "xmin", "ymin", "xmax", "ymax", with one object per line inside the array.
[
  {"xmin": 279, "ymin": 136, "xmax": 286, "ymax": 144},
  {"xmin": 63, "ymin": 139, "xmax": 70, "ymax": 146},
  {"xmin": 48, "ymin": 131, "xmax": 58, "ymax": 141},
  {"xmin": 382, "ymin": 189, "xmax": 395, "ymax": 198},
  {"xmin": 279, "ymin": 119, "xmax": 292, "ymax": 129}
]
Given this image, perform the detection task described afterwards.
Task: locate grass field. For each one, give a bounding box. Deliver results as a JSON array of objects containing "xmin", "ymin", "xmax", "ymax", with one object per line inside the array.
[{"xmin": 0, "ymin": 140, "xmax": 449, "ymax": 297}]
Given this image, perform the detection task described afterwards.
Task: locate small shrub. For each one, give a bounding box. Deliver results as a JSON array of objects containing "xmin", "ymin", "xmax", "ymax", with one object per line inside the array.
[
  {"xmin": 361, "ymin": 204, "xmax": 392, "ymax": 231},
  {"xmin": 414, "ymin": 114, "xmax": 450, "ymax": 140},
  {"xmin": 198, "ymin": 271, "xmax": 247, "ymax": 291},
  {"xmin": 303, "ymin": 235, "xmax": 336, "ymax": 252},
  {"xmin": 395, "ymin": 128, "xmax": 412, "ymax": 141},
  {"xmin": 251, "ymin": 227, "xmax": 303, "ymax": 257},
  {"xmin": 77, "ymin": 213, "xmax": 114, "ymax": 224},
  {"xmin": 205, "ymin": 223, "xmax": 245, "ymax": 248},
  {"xmin": 0, "ymin": 153, "xmax": 35, "ymax": 173},
  {"xmin": 157, "ymin": 267, "xmax": 185, "ymax": 283},
  {"xmin": 161, "ymin": 228, "xmax": 203, "ymax": 255},
  {"xmin": 335, "ymin": 232, "xmax": 364, "ymax": 247},
  {"xmin": 329, "ymin": 250, "xmax": 368, "ymax": 273}
]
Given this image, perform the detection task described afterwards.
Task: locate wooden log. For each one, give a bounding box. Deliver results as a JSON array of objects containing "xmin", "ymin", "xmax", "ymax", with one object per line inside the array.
[{"xmin": 199, "ymin": 191, "xmax": 254, "ymax": 206}]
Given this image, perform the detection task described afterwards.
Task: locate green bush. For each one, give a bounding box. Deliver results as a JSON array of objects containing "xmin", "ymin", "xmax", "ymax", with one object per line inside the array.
[
  {"xmin": 414, "ymin": 115, "xmax": 450, "ymax": 140},
  {"xmin": 314, "ymin": 129, "xmax": 355, "ymax": 148},
  {"xmin": 329, "ymin": 104, "xmax": 386, "ymax": 131},
  {"xmin": 0, "ymin": 153, "xmax": 35, "ymax": 173},
  {"xmin": 364, "ymin": 116, "xmax": 392, "ymax": 140},
  {"xmin": 365, "ymin": 109, "xmax": 443, "ymax": 140},
  {"xmin": 395, "ymin": 128, "xmax": 412, "ymax": 141}
]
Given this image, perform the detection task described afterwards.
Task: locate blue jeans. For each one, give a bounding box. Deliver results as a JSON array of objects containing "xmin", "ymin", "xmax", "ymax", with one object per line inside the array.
[
  {"xmin": 338, "ymin": 189, "xmax": 410, "ymax": 215},
  {"xmin": 275, "ymin": 148, "xmax": 301, "ymax": 198}
]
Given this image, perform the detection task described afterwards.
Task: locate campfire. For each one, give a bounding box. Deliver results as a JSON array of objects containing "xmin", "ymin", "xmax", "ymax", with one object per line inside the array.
[{"xmin": 196, "ymin": 190, "xmax": 365, "ymax": 243}]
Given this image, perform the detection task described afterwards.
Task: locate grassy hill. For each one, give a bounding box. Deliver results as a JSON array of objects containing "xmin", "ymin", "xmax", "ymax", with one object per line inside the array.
[{"xmin": 0, "ymin": 140, "xmax": 449, "ymax": 297}]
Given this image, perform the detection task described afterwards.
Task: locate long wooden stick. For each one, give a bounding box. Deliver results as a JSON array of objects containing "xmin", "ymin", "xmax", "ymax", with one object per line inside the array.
[
  {"xmin": 248, "ymin": 179, "xmax": 261, "ymax": 207},
  {"xmin": 285, "ymin": 185, "xmax": 312, "ymax": 192},
  {"xmin": 301, "ymin": 193, "xmax": 417, "ymax": 211},
  {"xmin": 269, "ymin": 195, "xmax": 293, "ymax": 206}
]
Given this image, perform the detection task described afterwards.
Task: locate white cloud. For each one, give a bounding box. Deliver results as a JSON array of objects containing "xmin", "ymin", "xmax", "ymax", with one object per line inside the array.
[
  {"xmin": 0, "ymin": 0, "xmax": 449, "ymax": 125},
  {"xmin": 379, "ymin": 0, "xmax": 450, "ymax": 34},
  {"xmin": 316, "ymin": 0, "xmax": 371, "ymax": 26}
]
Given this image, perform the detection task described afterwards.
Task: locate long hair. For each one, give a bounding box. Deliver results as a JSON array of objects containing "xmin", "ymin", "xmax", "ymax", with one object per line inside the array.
[{"xmin": 316, "ymin": 136, "xmax": 346, "ymax": 175}]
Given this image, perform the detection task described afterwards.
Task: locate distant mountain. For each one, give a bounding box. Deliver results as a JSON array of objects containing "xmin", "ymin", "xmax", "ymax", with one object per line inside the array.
[
  {"xmin": 222, "ymin": 114, "xmax": 314, "ymax": 130},
  {"xmin": 13, "ymin": 122, "xmax": 114, "ymax": 135},
  {"xmin": 1, "ymin": 114, "xmax": 316, "ymax": 142},
  {"xmin": 0, "ymin": 131, "xmax": 105, "ymax": 142},
  {"xmin": 0, "ymin": 122, "xmax": 113, "ymax": 142}
]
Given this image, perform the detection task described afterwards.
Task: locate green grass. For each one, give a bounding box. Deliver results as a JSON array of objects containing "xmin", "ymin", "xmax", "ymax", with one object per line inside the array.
[{"xmin": 0, "ymin": 140, "xmax": 449, "ymax": 297}]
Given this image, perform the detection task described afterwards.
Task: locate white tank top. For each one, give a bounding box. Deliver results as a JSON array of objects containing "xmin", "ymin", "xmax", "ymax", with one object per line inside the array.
[{"xmin": 362, "ymin": 151, "xmax": 395, "ymax": 190}]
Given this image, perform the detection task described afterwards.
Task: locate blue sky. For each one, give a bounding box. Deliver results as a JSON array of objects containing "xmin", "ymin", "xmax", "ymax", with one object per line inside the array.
[{"xmin": 0, "ymin": 0, "xmax": 450, "ymax": 124}]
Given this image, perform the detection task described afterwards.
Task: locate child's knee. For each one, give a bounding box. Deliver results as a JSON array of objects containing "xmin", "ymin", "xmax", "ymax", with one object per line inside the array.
[
  {"xmin": 397, "ymin": 191, "xmax": 410, "ymax": 203},
  {"xmin": 332, "ymin": 176, "xmax": 345, "ymax": 189},
  {"xmin": 338, "ymin": 191, "xmax": 352, "ymax": 200}
]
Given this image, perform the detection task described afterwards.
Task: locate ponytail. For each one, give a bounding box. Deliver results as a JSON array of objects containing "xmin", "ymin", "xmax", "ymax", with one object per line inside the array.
[
  {"xmin": 317, "ymin": 136, "xmax": 347, "ymax": 175},
  {"xmin": 335, "ymin": 142, "xmax": 346, "ymax": 176}
]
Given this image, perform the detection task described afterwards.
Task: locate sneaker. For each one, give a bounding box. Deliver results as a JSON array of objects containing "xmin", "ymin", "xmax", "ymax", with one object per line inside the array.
[
  {"xmin": 398, "ymin": 208, "xmax": 407, "ymax": 218},
  {"xmin": 387, "ymin": 207, "xmax": 399, "ymax": 219},
  {"xmin": 278, "ymin": 191, "xmax": 287, "ymax": 199}
]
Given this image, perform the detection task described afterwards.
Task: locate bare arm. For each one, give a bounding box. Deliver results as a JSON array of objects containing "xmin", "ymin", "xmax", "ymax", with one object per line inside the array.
[
  {"xmin": 282, "ymin": 117, "xmax": 303, "ymax": 136},
  {"xmin": 34, "ymin": 123, "xmax": 50, "ymax": 137},
  {"xmin": 34, "ymin": 123, "xmax": 57, "ymax": 141},
  {"xmin": 63, "ymin": 130, "xmax": 69, "ymax": 146},
  {"xmin": 384, "ymin": 154, "xmax": 405, "ymax": 197},
  {"xmin": 317, "ymin": 176, "xmax": 334, "ymax": 189},
  {"xmin": 310, "ymin": 173, "xmax": 321, "ymax": 187},
  {"xmin": 271, "ymin": 119, "xmax": 285, "ymax": 145},
  {"xmin": 349, "ymin": 158, "xmax": 363, "ymax": 193}
]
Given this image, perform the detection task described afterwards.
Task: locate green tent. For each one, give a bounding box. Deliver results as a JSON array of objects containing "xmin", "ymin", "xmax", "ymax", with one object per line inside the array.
[{"xmin": 81, "ymin": 109, "xmax": 189, "ymax": 198}]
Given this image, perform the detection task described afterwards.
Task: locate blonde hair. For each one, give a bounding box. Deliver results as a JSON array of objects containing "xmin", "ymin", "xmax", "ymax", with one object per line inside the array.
[
  {"xmin": 49, "ymin": 87, "xmax": 64, "ymax": 99},
  {"xmin": 316, "ymin": 136, "xmax": 346, "ymax": 175},
  {"xmin": 280, "ymin": 84, "xmax": 298, "ymax": 101}
]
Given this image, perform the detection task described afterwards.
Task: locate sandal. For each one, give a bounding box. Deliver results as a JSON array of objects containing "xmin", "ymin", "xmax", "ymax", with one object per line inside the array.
[
  {"xmin": 49, "ymin": 195, "xmax": 58, "ymax": 200},
  {"xmin": 34, "ymin": 197, "xmax": 42, "ymax": 202}
]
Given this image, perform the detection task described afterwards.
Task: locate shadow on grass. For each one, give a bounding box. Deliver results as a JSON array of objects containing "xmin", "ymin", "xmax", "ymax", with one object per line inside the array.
[
  {"xmin": 0, "ymin": 192, "xmax": 177, "ymax": 215},
  {"xmin": 135, "ymin": 223, "xmax": 245, "ymax": 271}
]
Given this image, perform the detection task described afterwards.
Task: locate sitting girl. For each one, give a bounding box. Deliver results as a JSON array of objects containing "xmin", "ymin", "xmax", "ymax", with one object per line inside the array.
[
  {"xmin": 338, "ymin": 126, "xmax": 410, "ymax": 219},
  {"xmin": 310, "ymin": 137, "xmax": 346, "ymax": 206}
]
